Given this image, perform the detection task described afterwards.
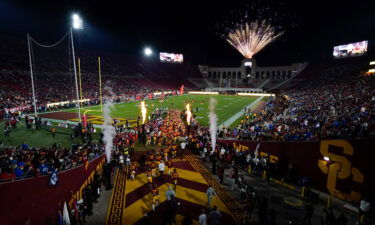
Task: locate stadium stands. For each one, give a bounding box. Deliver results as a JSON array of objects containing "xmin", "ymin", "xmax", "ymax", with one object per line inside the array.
[
  {"xmin": 231, "ymin": 59, "xmax": 374, "ymax": 140},
  {"xmin": 0, "ymin": 36, "xmax": 201, "ymax": 119}
]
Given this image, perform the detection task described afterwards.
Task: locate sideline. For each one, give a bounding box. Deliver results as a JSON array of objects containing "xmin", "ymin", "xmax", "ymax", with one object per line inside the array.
[{"xmin": 219, "ymin": 96, "xmax": 264, "ymax": 128}]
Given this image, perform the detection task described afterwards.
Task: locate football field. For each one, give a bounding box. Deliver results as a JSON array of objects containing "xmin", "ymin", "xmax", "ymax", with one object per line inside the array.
[
  {"xmin": 66, "ymin": 94, "xmax": 258, "ymax": 127},
  {"xmin": 0, "ymin": 95, "xmax": 260, "ymax": 148}
]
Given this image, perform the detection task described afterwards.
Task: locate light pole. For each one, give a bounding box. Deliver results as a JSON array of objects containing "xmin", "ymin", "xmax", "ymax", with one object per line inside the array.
[
  {"xmin": 70, "ymin": 13, "xmax": 83, "ymax": 123},
  {"xmin": 27, "ymin": 34, "xmax": 38, "ymax": 117}
]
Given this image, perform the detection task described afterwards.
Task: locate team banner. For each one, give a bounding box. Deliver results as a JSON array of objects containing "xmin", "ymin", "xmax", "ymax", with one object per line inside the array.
[{"xmin": 218, "ymin": 139, "xmax": 375, "ymax": 202}]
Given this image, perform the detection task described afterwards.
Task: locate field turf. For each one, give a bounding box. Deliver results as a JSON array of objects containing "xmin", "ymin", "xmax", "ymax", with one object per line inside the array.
[
  {"xmin": 0, "ymin": 95, "xmax": 256, "ymax": 148},
  {"xmin": 66, "ymin": 94, "xmax": 257, "ymax": 127}
]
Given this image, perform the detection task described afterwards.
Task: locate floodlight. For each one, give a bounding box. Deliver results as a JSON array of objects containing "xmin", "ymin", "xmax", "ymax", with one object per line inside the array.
[
  {"xmin": 72, "ymin": 14, "xmax": 83, "ymax": 29},
  {"xmin": 144, "ymin": 47, "xmax": 153, "ymax": 56}
]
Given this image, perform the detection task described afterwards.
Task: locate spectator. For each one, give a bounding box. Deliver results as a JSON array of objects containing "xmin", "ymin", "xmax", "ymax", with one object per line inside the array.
[
  {"xmin": 208, "ymin": 206, "xmax": 222, "ymax": 225},
  {"xmin": 199, "ymin": 209, "xmax": 208, "ymax": 225}
]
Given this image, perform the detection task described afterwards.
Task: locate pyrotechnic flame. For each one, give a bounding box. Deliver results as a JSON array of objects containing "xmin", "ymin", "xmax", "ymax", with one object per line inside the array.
[
  {"xmin": 186, "ymin": 104, "xmax": 192, "ymax": 125},
  {"xmin": 226, "ymin": 20, "xmax": 283, "ymax": 58},
  {"xmin": 141, "ymin": 101, "xmax": 147, "ymax": 124}
]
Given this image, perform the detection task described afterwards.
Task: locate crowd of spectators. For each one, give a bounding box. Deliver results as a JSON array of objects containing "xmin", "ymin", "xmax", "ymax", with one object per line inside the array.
[
  {"xmin": 0, "ymin": 142, "xmax": 102, "ymax": 181},
  {"xmin": 230, "ymin": 63, "xmax": 375, "ymax": 141},
  {"xmin": 0, "ymin": 69, "xmax": 167, "ymax": 114},
  {"xmin": 0, "ymin": 38, "xmax": 198, "ymax": 120}
]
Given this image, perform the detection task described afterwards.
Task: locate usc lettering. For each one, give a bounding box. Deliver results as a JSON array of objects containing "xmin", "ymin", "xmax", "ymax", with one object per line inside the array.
[
  {"xmin": 232, "ymin": 143, "xmax": 278, "ymax": 163},
  {"xmin": 233, "ymin": 142, "xmax": 249, "ymax": 152},
  {"xmin": 318, "ymin": 140, "xmax": 364, "ymax": 202}
]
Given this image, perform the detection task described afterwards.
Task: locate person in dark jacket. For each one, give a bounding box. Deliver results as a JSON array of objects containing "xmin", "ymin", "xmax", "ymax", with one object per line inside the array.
[{"xmin": 182, "ymin": 213, "xmax": 193, "ymax": 225}]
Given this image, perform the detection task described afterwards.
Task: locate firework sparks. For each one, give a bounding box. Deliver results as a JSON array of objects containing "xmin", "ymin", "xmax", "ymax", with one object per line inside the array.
[
  {"xmin": 226, "ymin": 20, "xmax": 283, "ymax": 59},
  {"xmin": 141, "ymin": 101, "xmax": 147, "ymax": 124},
  {"xmin": 186, "ymin": 104, "xmax": 192, "ymax": 125}
]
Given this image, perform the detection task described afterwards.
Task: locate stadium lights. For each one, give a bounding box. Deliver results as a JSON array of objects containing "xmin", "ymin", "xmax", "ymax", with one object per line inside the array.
[
  {"xmin": 144, "ymin": 47, "xmax": 153, "ymax": 56},
  {"xmin": 188, "ymin": 91, "xmax": 219, "ymax": 95},
  {"xmin": 70, "ymin": 13, "xmax": 84, "ymax": 122},
  {"xmin": 72, "ymin": 13, "xmax": 83, "ymax": 29},
  {"xmin": 237, "ymin": 93, "xmax": 275, "ymax": 97}
]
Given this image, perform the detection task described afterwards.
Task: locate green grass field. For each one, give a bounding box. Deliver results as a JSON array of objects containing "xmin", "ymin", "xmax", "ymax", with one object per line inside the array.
[
  {"xmin": 0, "ymin": 121, "xmax": 102, "ymax": 148},
  {"xmin": 67, "ymin": 94, "xmax": 257, "ymax": 127},
  {"xmin": 1, "ymin": 95, "xmax": 257, "ymax": 148}
]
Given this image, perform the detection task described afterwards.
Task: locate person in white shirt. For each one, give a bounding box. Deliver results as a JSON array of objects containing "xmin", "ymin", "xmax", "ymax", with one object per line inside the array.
[
  {"xmin": 125, "ymin": 156, "xmax": 131, "ymax": 166},
  {"xmin": 220, "ymin": 147, "xmax": 225, "ymax": 157},
  {"xmin": 180, "ymin": 142, "xmax": 186, "ymax": 150},
  {"xmin": 158, "ymin": 160, "xmax": 165, "ymax": 180},
  {"xmin": 119, "ymin": 154, "xmax": 124, "ymax": 171},
  {"xmin": 206, "ymin": 185, "xmax": 216, "ymax": 207},
  {"xmin": 359, "ymin": 198, "xmax": 371, "ymax": 223},
  {"xmin": 198, "ymin": 209, "xmax": 207, "ymax": 225}
]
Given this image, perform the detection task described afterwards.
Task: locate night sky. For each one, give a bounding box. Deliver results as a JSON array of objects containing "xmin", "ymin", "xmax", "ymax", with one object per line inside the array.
[{"xmin": 0, "ymin": 0, "xmax": 374, "ymax": 67}]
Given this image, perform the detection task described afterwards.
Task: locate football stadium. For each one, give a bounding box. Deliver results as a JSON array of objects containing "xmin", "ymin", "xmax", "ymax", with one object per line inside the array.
[{"xmin": 0, "ymin": 1, "xmax": 374, "ymax": 225}]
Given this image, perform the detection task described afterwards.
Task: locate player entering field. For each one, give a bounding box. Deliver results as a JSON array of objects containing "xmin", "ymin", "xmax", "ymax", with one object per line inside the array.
[
  {"xmin": 171, "ymin": 168, "xmax": 179, "ymax": 191},
  {"xmin": 150, "ymin": 184, "xmax": 160, "ymax": 211}
]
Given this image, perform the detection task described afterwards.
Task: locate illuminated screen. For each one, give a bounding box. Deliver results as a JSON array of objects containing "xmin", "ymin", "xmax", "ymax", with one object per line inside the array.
[
  {"xmin": 160, "ymin": 52, "xmax": 184, "ymax": 63},
  {"xmin": 244, "ymin": 62, "xmax": 252, "ymax": 67},
  {"xmin": 333, "ymin": 41, "xmax": 368, "ymax": 58}
]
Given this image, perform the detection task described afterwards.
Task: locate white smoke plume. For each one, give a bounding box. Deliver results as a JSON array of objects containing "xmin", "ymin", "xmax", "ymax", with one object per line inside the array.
[
  {"xmin": 102, "ymin": 86, "xmax": 116, "ymax": 163},
  {"xmin": 209, "ymin": 98, "xmax": 218, "ymax": 151},
  {"xmin": 186, "ymin": 104, "xmax": 192, "ymax": 125}
]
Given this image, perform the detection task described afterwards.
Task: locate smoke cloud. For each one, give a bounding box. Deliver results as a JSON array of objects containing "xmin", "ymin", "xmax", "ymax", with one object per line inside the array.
[
  {"xmin": 209, "ymin": 98, "xmax": 218, "ymax": 151},
  {"xmin": 102, "ymin": 87, "xmax": 116, "ymax": 163}
]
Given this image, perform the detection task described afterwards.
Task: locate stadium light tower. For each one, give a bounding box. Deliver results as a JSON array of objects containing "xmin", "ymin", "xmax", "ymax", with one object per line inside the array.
[
  {"xmin": 144, "ymin": 47, "xmax": 153, "ymax": 56},
  {"xmin": 70, "ymin": 13, "xmax": 83, "ymax": 122},
  {"xmin": 72, "ymin": 14, "xmax": 83, "ymax": 30}
]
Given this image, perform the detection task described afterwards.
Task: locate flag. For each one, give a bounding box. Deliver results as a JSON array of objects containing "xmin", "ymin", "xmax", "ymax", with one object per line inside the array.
[
  {"xmin": 84, "ymin": 159, "xmax": 89, "ymax": 171},
  {"xmin": 49, "ymin": 169, "xmax": 58, "ymax": 186},
  {"xmin": 254, "ymin": 143, "xmax": 260, "ymax": 157},
  {"xmin": 180, "ymin": 84, "xmax": 184, "ymax": 95},
  {"xmin": 63, "ymin": 201, "xmax": 71, "ymax": 225}
]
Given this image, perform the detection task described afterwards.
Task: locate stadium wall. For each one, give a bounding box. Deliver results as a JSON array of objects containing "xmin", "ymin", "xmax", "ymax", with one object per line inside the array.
[
  {"xmin": 218, "ymin": 139, "xmax": 375, "ymax": 203},
  {"xmin": 0, "ymin": 156, "xmax": 105, "ymax": 225}
]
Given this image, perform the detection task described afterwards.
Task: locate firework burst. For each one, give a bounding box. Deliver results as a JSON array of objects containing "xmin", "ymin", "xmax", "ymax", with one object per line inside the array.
[
  {"xmin": 226, "ymin": 20, "xmax": 283, "ymax": 59},
  {"xmin": 218, "ymin": 0, "xmax": 298, "ymax": 59}
]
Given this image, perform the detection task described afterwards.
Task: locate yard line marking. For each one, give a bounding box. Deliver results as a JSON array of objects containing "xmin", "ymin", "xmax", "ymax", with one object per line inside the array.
[{"xmin": 219, "ymin": 96, "xmax": 263, "ymax": 128}]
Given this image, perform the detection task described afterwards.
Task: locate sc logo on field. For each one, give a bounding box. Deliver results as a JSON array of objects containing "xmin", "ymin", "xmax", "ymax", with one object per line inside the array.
[{"xmin": 318, "ymin": 140, "xmax": 364, "ymax": 202}]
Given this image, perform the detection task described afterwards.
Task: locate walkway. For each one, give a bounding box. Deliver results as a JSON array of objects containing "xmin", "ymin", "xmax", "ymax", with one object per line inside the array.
[
  {"xmin": 105, "ymin": 154, "xmax": 242, "ymax": 225},
  {"xmin": 199, "ymin": 156, "xmax": 370, "ymax": 225}
]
